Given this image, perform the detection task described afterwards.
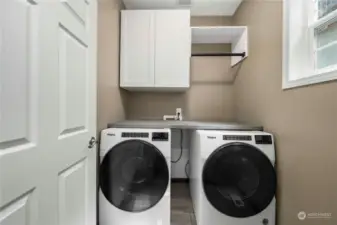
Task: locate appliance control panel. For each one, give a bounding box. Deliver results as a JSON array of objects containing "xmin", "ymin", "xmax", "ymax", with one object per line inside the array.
[
  {"xmin": 152, "ymin": 132, "xmax": 169, "ymax": 141},
  {"xmin": 121, "ymin": 132, "xmax": 149, "ymax": 138},
  {"xmin": 223, "ymin": 135, "xmax": 252, "ymax": 141},
  {"xmin": 255, "ymin": 135, "xmax": 273, "ymax": 144}
]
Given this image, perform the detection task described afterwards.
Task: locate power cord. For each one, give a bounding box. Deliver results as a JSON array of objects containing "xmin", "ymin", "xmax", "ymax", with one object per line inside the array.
[
  {"xmin": 185, "ymin": 160, "xmax": 190, "ymax": 178},
  {"xmin": 171, "ymin": 130, "xmax": 183, "ymax": 163}
]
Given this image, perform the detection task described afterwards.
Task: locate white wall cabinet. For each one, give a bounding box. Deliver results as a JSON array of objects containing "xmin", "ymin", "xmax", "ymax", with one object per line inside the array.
[{"xmin": 120, "ymin": 10, "xmax": 191, "ymax": 91}]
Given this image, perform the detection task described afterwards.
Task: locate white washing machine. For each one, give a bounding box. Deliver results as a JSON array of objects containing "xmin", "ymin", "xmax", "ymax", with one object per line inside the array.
[
  {"xmin": 99, "ymin": 128, "xmax": 171, "ymax": 225},
  {"xmin": 190, "ymin": 130, "xmax": 276, "ymax": 225}
]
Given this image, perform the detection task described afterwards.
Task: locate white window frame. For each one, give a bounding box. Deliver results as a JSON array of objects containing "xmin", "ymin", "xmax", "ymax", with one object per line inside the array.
[{"xmin": 283, "ymin": 0, "xmax": 337, "ymax": 89}]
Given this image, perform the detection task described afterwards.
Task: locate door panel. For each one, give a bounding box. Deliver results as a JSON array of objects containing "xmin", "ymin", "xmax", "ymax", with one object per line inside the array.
[
  {"xmin": 58, "ymin": 159, "xmax": 87, "ymax": 225},
  {"xmin": 120, "ymin": 11, "xmax": 155, "ymax": 87},
  {"xmin": 58, "ymin": 26, "xmax": 88, "ymax": 138},
  {"xmin": 0, "ymin": 0, "xmax": 39, "ymax": 211},
  {"xmin": 154, "ymin": 10, "xmax": 191, "ymax": 88},
  {"xmin": 63, "ymin": 0, "xmax": 87, "ymax": 23},
  {"xmin": 0, "ymin": 0, "xmax": 97, "ymax": 225},
  {"xmin": 0, "ymin": 191, "xmax": 37, "ymax": 225},
  {"xmin": 59, "ymin": 2, "xmax": 87, "ymax": 43},
  {"xmin": 0, "ymin": 0, "xmax": 37, "ymax": 145}
]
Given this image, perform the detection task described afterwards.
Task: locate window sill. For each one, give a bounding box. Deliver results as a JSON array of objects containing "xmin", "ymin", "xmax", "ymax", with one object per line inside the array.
[
  {"xmin": 282, "ymin": 67, "xmax": 337, "ymax": 90},
  {"xmin": 308, "ymin": 8, "xmax": 337, "ymax": 29}
]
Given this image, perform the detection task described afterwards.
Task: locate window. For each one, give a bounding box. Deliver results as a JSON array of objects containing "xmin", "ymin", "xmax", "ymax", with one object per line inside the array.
[{"xmin": 283, "ymin": 0, "xmax": 337, "ymax": 89}]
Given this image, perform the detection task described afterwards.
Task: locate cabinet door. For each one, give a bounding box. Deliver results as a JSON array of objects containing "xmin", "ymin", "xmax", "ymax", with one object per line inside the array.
[
  {"xmin": 154, "ymin": 10, "xmax": 191, "ymax": 89},
  {"xmin": 120, "ymin": 10, "xmax": 155, "ymax": 88}
]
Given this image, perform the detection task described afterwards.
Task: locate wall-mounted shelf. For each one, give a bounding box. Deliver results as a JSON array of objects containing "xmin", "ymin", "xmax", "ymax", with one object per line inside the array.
[
  {"xmin": 192, "ymin": 52, "xmax": 246, "ymax": 57},
  {"xmin": 123, "ymin": 0, "xmax": 243, "ymax": 16},
  {"xmin": 191, "ymin": 26, "xmax": 248, "ymax": 66}
]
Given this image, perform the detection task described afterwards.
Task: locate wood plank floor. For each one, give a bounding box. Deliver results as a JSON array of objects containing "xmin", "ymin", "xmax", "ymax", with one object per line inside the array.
[{"xmin": 171, "ymin": 182, "xmax": 196, "ymax": 225}]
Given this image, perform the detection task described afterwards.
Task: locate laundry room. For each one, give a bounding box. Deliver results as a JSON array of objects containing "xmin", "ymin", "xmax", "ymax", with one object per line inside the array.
[
  {"xmin": 97, "ymin": 0, "xmax": 337, "ymax": 225},
  {"xmin": 1, "ymin": 0, "xmax": 336, "ymax": 225}
]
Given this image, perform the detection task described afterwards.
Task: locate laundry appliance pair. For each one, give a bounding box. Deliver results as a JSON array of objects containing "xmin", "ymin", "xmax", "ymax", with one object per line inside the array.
[{"xmin": 99, "ymin": 128, "xmax": 277, "ymax": 225}]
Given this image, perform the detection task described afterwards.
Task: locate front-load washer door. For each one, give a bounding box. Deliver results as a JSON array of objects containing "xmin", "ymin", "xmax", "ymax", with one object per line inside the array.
[
  {"xmin": 99, "ymin": 140, "xmax": 169, "ymax": 212},
  {"xmin": 202, "ymin": 143, "xmax": 276, "ymax": 218}
]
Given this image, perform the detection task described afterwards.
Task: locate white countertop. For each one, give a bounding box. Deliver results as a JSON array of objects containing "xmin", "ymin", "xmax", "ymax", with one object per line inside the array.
[{"xmin": 108, "ymin": 120, "xmax": 263, "ymax": 131}]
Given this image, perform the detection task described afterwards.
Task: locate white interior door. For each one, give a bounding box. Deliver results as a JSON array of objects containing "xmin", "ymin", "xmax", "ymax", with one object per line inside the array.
[{"xmin": 0, "ymin": 0, "xmax": 97, "ymax": 225}]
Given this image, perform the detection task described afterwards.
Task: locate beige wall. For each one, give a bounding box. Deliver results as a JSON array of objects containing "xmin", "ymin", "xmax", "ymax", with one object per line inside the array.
[
  {"xmin": 127, "ymin": 56, "xmax": 235, "ymax": 121},
  {"xmin": 97, "ymin": 0, "xmax": 127, "ymax": 132},
  {"xmin": 233, "ymin": 1, "xmax": 337, "ymax": 225},
  {"xmin": 126, "ymin": 17, "xmax": 235, "ymax": 121},
  {"xmin": 191, "ymin": 16, "xmax": 232, "ymax": 26}
]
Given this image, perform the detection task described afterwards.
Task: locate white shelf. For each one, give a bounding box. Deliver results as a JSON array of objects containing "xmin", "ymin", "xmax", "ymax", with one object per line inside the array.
[
  {"xmin": 191, "ymin": 26, "xmax": 248, "ymax": 66},
  {"xmin": 191, "ymin": 26, "xmax": 245, "ymax": 44},
  {"xmin": 123, "ymin": 0, "xmax": 243, "ymax": 16}
]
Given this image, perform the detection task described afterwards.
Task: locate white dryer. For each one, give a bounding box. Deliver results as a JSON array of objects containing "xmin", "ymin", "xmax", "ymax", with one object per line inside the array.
[
  {"xmin": 99, "ymin": 128, "xmax": 171, "ymax": 225},
  {"xmin": 190, "ymin": 130, "xmax": 276, "ymax": 225}
]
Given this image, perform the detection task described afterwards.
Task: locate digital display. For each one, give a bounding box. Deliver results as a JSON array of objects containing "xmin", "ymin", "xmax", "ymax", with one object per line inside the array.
[
  {"xmin": 255, "ymin": 135, "xmax": 273, "ymax": 144},
  {"xmin": 152, "ymin": 132, "xmax": 169, "ymax": 141}
]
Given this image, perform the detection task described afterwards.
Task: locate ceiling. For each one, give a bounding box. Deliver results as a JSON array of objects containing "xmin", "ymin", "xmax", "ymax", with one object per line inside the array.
[{"xmin": 122, "ymin": 0, "xmax": 243, "ymax": 16}]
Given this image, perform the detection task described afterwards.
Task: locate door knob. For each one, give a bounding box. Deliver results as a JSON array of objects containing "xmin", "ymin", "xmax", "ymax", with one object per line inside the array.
[{"xmin": 88, "ymin": 137, "xmax": 97, "ymax": 149}]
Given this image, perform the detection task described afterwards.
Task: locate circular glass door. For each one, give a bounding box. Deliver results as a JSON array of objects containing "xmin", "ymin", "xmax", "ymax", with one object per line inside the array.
[
  {"xmin": 203, "ymin": 143, "xmax": 276, "ymax": 218},
  {"xmin": 99, "ymin": 140, "xmax": 169, "ymax": 212}
]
